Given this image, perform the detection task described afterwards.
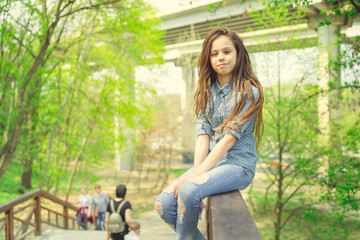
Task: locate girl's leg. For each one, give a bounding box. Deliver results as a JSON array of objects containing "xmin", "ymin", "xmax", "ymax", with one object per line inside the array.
[
  {"xmin": 176, "ymin": 164, "xmax": 254, "ymax": 240},
  {"xmin": 155, "ymin": 190, "xmax": 178, "ymax": 231},
  {"xmin": 155, "ymin": 168, "xmax": 193, "ymax": 230},
  {"xmin": 154, "ymin": 168, "xmax": 210, "ymax": 239},
  {"xmin": 155, "ymin": 186, "xmax": 205, "ymax": 239}
]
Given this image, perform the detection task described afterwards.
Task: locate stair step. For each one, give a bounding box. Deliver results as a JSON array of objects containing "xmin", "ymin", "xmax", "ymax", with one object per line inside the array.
[{"xmin": 35, "ymin": 230, "xmax": 106, "ymax": 240}]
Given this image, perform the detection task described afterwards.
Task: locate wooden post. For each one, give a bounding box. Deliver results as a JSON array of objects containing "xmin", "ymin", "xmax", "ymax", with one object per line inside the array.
[
  {"xmin": 63, "ymin": 206, "xmax": 69, "ymax": 229},
  {"xmin": 34, "ymin": 197, "xmax": 41, "ymax": 235},
  {"xmin": 5, "ymin": 208, "xmax": 14, "ymax": 240}
]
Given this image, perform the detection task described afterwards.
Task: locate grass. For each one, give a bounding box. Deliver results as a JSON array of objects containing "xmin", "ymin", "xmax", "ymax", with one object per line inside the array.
[
  {"xmin": 0, "ymin": 161, "xmax": 28, "ymax": 204},
  {"xmin": 169, "ymin": 168, "xmax": 188, "ymax": 177},
  {"xmin": 247, "ymin": 171, "xmax": 360, "ymax": 240}
]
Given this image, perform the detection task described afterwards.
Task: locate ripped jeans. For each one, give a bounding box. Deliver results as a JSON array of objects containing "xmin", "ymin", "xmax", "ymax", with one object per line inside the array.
[{"xmin": 155, "ymin": 164, "xmax": 254, "ymax": 240}]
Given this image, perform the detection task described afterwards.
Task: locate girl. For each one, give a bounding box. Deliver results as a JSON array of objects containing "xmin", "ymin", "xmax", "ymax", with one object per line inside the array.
[
  {"xmin": 155, "ymin": 27, "xmax": 264, "ymax": 240},
  {"xmin": 76, "ymin": 186, "xmax": 92, "ymax": 230}
]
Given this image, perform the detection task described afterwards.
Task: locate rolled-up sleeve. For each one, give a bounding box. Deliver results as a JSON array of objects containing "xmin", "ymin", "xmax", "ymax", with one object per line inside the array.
[
  {"xmin": 227, "ymin": 87, "xmax": 258, "ymax": 140},
  {"xmin": 196, "ymin": 113, "xmax": 212, "ymax": 137}
]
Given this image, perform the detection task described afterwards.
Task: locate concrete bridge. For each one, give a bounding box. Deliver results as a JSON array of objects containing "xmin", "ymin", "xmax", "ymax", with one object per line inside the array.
[
  {"xmin": 114, "ymin": 0, "xmax": 359, "ymax": 169},
  {"xmin": 146, "ymin": 0, "xmax": 359, "ymax": 163}
]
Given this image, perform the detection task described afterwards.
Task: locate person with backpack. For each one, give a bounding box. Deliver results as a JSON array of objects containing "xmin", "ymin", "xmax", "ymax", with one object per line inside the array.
[{"xmin": 105, "ymin": 184, "xmax": 133, "ymax": 240}]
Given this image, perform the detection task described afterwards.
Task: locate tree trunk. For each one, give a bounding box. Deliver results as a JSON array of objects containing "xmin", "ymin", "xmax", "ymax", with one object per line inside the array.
[
  {"xmin": 21, "ymin": 161, "xmax": 32, "ymax": 189},
  {"xmin": 0, "ymin": 11, "xmax": 61, "ymax": 181},
  {"xmin": 275, "ymin": 167, "xmax": 283, "ymax": 240}
]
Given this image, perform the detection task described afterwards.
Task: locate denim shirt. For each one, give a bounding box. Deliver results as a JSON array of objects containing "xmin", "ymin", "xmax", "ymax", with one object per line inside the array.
[{"xmin": 195, "ymin": 79, "xmax": 258, "ymax": 174}]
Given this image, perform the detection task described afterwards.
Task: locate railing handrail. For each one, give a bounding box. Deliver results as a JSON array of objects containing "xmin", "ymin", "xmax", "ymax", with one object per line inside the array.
[
  {"xmin": 0, "ymin": 188, "xmax": 79, "ymax": 239},
  {"xmin": 0, "ymin": 189, "xmax": 41, "ymax": 213},
  {"xmin": 0, "ymin": 189, "xmax": 77, "ymax": 213},
  {"xmin": 40, "ymin": 191, "xmax": 77, "ymax": 211}
]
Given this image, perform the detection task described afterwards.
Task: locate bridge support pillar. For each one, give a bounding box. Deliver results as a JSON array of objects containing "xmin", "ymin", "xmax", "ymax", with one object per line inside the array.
[{"xmin": 312, "ymin": 15, "xmax": 343, "ymax": 173}]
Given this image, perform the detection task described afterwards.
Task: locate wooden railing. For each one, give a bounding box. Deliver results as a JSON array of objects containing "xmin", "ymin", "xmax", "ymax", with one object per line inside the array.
[
  {"xmin": 0, "ymin": 189, "xmax": 78, "ymax": 240},
  {"xmin": 206, "ymin": 190, "xmax": 263, "ymax": 240}
]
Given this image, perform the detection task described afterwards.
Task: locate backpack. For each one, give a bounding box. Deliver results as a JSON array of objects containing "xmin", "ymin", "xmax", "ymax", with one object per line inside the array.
[{"xmin": 108, "ymin": 199, "xmax": 128, "ymax": 233}]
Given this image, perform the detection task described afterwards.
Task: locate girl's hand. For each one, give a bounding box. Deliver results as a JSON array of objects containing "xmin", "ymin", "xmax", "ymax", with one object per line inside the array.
[
  {"xmin": 173, "ymin": 174, "xmax": 195, "ymax": 198},
  {"xmin": 173, "ymin": 178, "xmax": 185, "ymax": 198}
]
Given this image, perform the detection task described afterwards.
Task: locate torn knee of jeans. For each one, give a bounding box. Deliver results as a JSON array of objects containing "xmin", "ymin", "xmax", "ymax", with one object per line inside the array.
[
  {"xmin": 155, "ymin": 201, "xmax": 163, "ymax": 215},
  {"xmin": 188, "ymin": 173, "xmax": 210, "ymax": 185},
  {"xmin": 177, "ymin": 194, "xmax": 186, "ymax": 224}
]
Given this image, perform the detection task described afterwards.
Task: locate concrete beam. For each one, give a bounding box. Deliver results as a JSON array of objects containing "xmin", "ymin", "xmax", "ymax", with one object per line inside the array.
[
  {"xmin": 163, "ymin": 23, "xmax": 318, "ymax": 60},
  {"xmin": 159, "ymin": 0, "xmax": 264, "ymax": 30}
]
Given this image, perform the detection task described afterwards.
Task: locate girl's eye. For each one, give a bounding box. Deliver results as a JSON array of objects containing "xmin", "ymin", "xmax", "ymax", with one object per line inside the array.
[{"xmin": 211, "ymin": 53, "xmax": 217, "ymax": 56}]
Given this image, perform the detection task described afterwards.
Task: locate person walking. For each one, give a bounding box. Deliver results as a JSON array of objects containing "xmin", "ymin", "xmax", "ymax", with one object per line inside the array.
[
  {"xmin": 92, "ymin": 184, "xmax": 109, "ymax": 230},
  {"xmin": 76, "ymin": 186, "xmax": 92, "ymax": 230},
  {"xmin": 105, "ymin": 184, "xmax": 133, "ymax": 240}
]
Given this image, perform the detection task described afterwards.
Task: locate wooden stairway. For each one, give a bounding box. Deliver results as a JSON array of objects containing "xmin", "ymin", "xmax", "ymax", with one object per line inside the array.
[
  {"xmin": 0, "ymin": 189, "xmax": 78, "ymax": 240},
  {"xmin": 34, "ymin": 230, "xmax": 106, "ymax": 240}
]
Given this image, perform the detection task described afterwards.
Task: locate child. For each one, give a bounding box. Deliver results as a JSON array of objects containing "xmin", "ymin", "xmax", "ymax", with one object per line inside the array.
[
  {"xmin": 76, "ymin": 186, "xmax": 92, "ymax": 230},
  {"xmin": 124, "ymin": 221, "xmax": 141, "ymax": 240},
  {"xmin": 155, "ymin": 27, "xmax": 264, "ymax": 240}
]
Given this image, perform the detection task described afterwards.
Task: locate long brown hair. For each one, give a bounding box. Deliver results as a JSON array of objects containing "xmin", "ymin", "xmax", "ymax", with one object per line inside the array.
[{"xmin": 194, "ymin": 27, "xmax": 264, "ymax": 147}]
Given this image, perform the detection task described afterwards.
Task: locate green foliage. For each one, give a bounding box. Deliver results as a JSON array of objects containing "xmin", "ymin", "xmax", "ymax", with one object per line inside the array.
[
  {"xmin": 267, "ymin": 0, "xmax": 360, "ymax": 68},
  {"xmin": 268, "ymin": 0, "xmax": 313, "ymax": 8},
  {"xmin": 0, "ymin": 161, "xmax": 26, "ymax": 204},
  {"xmin": 0, "ymin": 0, "xmax": 165, "ymax": 197},
  {"xmin": 251, "ymin": 187, "xmax": 360, "ymax": 239},
  {"xmin": 246, "ymin": 2, "xmax": 360, "ymax": 239},
  {"xmin": 208, "ymin": 0, "xmax": 232, "ymax": 14},
  {"xmin": 318, "ymin": 89, "xmax": 360, "ymax": 212},
  {"xmin": 169, "ymin": 168, "xmax": 188, "ymax": 177}
]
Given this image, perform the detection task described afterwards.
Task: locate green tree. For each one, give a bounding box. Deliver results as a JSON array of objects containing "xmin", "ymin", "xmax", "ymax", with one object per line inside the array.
[
  {"xmin": 0, "ymin": 0, "xmax": 164, "ymax": 196},
  {"xmin": 247, "ymin": 3, "xmax": 359, "ymax": 239},
  {"xmin": 268, "ymin": 0, "xmax": 360, "ymax": 227},
  {"xmin": 248, "ymin": 6, "xmax": 322, "ymax": 240},
  {"xmin": 268, "ymin": 0, "xmax": 360, "ymax": 70}
]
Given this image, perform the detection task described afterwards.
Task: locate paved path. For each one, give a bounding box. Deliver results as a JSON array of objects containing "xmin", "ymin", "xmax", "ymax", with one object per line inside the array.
[
  {"xmin": 140, "ymin": 210, "xmax": 175, "ymax": 240},
  {"xmin": 35, "ymin": 230, "xmax": 106, "ymax": 240},
  {"xmin": 139, "ymin": 209, "xmax": 207, "ymax": 240},
  {"xmin": 36, "ymin": 210, "xmax": 206, "ymax": 240}
]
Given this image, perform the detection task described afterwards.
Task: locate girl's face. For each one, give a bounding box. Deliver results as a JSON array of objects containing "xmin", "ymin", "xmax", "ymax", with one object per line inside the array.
[{"xmin": 210, "ymin": 35, "xmax": 237, "ymax": 84}]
